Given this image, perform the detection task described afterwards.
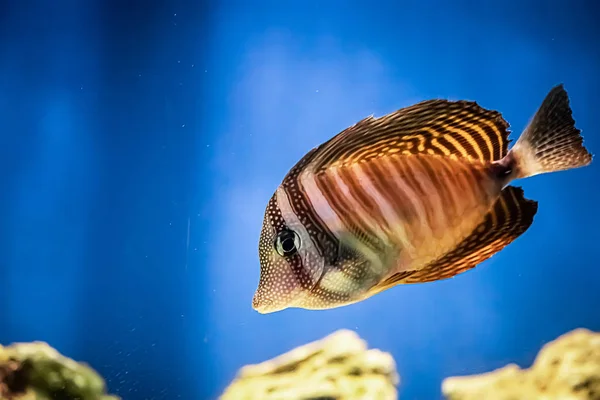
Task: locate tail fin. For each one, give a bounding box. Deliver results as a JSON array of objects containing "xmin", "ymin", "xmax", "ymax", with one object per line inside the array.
[{"xmin": 507, "ymin": 84, "xmax": 593, "ymax": 179}]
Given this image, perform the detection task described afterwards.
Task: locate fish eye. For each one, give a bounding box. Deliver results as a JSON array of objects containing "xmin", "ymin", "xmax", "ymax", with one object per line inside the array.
[{"xmin": 275, "ymin": 229, "xmax": 301, "ymax": 257}]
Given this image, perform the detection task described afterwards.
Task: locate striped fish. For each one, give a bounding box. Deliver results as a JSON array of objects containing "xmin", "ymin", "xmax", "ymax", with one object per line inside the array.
[{"xmin": 253, "ymin": 84, "xmax": 593, "ymax": 314}]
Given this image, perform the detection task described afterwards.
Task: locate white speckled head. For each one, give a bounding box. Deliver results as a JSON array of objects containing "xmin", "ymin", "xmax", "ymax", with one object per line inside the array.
[{"xmin": 253, "ymin": 189, "xmax": 325, "ymax": 314}]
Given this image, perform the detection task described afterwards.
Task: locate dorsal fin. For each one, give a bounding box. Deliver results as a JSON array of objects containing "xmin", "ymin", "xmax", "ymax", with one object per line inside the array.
[
  {"xmin": 311, "ymin": 99, "xmax": 511, "ymax": 173},
  {"xmin": 369, "ymin": 185, "xmax": 538, "ymax": 292}
]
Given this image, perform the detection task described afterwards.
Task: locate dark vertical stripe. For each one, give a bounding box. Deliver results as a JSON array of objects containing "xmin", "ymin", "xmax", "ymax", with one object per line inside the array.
[
  {"xmin": 394, "ymin": 157, "xmax": 436, "ymax": 232},
  {"xmin": 315, "ymin": 172, "xmax": 381, "ymax": 250},
  {"xmin": 281, "ymin": 166, "xmax": 338, "ymax": 261}
]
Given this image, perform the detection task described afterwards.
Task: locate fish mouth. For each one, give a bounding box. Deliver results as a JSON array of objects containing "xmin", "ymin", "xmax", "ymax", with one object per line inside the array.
[
  {"xmin": 252, "ymin": 259, "xmax": 329, "ymax": 314},
  {"xmin": 251, "ymin": 270, "xmax": 314, "ymax": 314},
  {"xmin": 251, "ymin": 292, "xmax": 288, "ymax": 314}
]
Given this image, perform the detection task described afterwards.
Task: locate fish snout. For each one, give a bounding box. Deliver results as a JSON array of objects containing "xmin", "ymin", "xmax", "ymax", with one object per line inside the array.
[
  {"xmin": 251, "ymin": 268, "xmax": 305, "ymax": 314},
  {"xmin": 251, "ymin": 290, "xmax": 286, "ymax": 314},
  {"xmin": 251, "ymin": 293, "xmax": 273, "ymax": 314}
]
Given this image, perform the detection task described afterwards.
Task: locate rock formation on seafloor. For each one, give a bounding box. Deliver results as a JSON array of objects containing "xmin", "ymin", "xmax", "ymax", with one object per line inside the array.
[
  {"xmin": 442, "ymin": 328, "xmax": 600, "ymax": 400},
  {"xmin": 219, "ymin": 329, "xmax": 400, "ymax": 400},
  {"xmin": 3, "ymin": 326, "xmax": 595, "ymax": 400},
  {"xmin": 0, "ymin": 341, "xmax": 119, "ymax": 400},
  {"xmin": 221, "ymin": 327, "xmax": 599, "ymax": 400}
]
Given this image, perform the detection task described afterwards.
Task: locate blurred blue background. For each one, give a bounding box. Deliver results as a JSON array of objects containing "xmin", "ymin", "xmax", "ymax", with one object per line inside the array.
[{"xmin": 1, "ymin": 1, "xmax": 599, "ymax": 399}]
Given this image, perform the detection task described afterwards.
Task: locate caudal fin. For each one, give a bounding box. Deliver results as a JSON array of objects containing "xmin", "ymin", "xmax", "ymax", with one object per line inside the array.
[{"xmin": 508, "ymin": 84, "xmax": 593, "ymax": 179}]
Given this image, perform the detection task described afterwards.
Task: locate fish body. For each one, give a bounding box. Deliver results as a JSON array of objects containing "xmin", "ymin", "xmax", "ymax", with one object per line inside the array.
[
  {"xmin": 306, "ymin": 154, "xmax": 501, "ymax": 276},
  {"xmin": 254, "ymin": 84, "xmax": 593, "ymax": 313}
]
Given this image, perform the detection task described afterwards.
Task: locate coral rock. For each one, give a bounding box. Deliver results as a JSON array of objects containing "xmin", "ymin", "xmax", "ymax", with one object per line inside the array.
[
  {"xmin": 220, "ymin": 329, "xmax": 400, "ymax": 400},
  {"xmin": 0, "ymin": 341, "xmax": 119, "ymax": 400},
  {"xmin": 442, "ymin": 328, "xmax": 600, "ymax": 400}
]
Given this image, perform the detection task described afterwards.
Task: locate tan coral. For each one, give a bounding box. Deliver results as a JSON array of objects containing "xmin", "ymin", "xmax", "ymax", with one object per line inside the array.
[
  {"xmin": 442, "ymin": 328, "xmax": 600, "ymax": 400},
  {"xmin": 0, "ymin": 341, "xmax": 119, "ymax": 400},
  {"xmin": 220, "ymin": 329, "xmax": 399, "ymax": 400}
]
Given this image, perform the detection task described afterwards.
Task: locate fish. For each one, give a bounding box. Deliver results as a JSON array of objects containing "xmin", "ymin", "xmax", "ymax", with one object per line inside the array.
[{"xmin": 253, "ymin": 84, "xmax": 593, "ymax": 314}]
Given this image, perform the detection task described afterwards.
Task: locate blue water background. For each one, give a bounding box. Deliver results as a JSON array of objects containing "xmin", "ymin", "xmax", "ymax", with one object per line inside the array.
[{"xmin": 1, "ymin": 1, "xmax": 599, "ymax": 399}]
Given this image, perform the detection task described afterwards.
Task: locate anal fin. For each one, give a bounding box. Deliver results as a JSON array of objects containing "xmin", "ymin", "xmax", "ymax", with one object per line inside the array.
[{"xmin": 372, "ymin": 185, "xmax": 538, "ymax": 290}]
